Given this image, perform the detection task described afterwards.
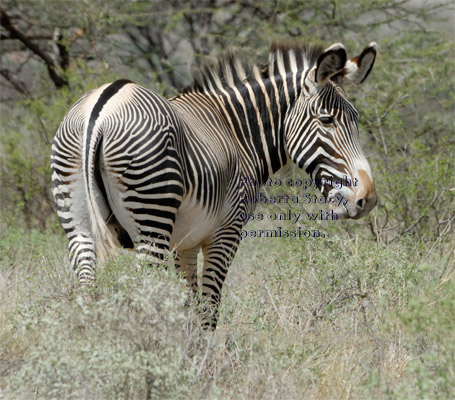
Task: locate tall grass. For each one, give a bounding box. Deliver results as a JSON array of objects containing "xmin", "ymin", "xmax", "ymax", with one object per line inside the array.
[{"xmin": 0, "ymin": 218, "xmax": 453, "ymax": 399}]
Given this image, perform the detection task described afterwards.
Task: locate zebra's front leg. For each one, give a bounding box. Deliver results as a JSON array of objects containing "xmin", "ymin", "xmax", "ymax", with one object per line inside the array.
[
  {"xmin": 174, "ymin": 246, "xmax": 200, "ymax": 293},
  {"xmin": 136, "ymin": 232, "xmax": 172, "ymax": 270},
  {"xmin": 200, "ymin": 228, "xmax": 240, "ymax": 330}
]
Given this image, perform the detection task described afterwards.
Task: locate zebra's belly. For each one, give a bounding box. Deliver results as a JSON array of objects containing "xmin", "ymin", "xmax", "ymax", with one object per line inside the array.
[{"xmin": 170, "ymin": 197, "xmax": 219, "ymax": 251}]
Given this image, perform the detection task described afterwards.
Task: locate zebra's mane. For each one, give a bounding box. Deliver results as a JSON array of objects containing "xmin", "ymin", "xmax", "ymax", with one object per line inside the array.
[{"xmin": 184, "ymin": 41, "xmax": 324, "ymax": 94}]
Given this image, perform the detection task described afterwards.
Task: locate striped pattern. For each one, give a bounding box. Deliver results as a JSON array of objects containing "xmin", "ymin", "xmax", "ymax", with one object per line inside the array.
[{"xmin": 51, "ymin": 41, "xmax": 377, "ymax": 328}]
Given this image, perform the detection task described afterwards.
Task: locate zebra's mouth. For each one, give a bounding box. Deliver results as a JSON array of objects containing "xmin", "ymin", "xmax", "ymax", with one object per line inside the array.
[
  {"xmin": 329, "ymin": 201, "xmax": 349, "ymax": 219},
  {"xmin": 327, "ymin": 186, "xmax": 376, "ymax": 220},
  {"xmin": 330, "ymin": 200, "xmax": 365, "ymax": 220}
]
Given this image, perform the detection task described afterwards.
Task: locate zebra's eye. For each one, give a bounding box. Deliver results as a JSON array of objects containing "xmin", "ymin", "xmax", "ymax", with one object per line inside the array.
[{"xmin": 319, "ymin": 115, "xmax": 334, "ymax": 125}]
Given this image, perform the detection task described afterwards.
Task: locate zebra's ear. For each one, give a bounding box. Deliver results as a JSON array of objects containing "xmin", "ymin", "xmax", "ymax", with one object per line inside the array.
[
  {"xmin": 338, "ymin": 42, "xmax": 377, "ymax": 85},
  {"xmin": 314, "ymin": 43, "xmax": 347, "ymax": 86}
]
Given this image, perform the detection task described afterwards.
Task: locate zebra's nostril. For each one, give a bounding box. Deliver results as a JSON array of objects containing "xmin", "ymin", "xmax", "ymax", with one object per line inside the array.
[{"xmin": 356, "ymin": 198, "xmax": 365, "ymax": 210}]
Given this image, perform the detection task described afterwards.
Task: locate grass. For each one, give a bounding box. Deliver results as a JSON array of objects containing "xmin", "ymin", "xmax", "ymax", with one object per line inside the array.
[{"xmin": 0, "ymin": 216, "xmax": 454, "ymax": 399}]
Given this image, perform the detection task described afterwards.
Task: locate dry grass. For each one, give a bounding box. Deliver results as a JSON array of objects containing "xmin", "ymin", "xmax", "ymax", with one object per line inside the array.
[{"xmin": 0, "ymin": 218, "xmax": 454, "ymax": 399}]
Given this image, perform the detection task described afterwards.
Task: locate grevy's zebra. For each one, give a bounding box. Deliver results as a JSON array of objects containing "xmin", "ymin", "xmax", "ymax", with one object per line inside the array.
[{"xmin": 51, "ymin": 41, "xmax": 377, "ymax": 328}]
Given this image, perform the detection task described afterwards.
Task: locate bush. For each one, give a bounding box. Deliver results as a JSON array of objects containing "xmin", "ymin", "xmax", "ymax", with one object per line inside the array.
[{"xmin": 3, "ymin": 262, "xmax": 201, "ymax": 399}]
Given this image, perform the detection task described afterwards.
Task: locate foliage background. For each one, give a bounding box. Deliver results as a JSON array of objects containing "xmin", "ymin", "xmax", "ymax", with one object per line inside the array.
[{"xmin": 0, "ymin": 0, "xmax": 454, "ymax": 399}]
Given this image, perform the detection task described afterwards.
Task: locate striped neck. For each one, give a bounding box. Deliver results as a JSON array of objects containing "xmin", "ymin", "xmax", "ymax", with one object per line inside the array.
[
  {"xmin": 183, "ymin": 43, "xmax": 324, "ymax": 184},
  {"xmin": 211, "ymin": 72, "xmax": 298, "ymax": 183}
]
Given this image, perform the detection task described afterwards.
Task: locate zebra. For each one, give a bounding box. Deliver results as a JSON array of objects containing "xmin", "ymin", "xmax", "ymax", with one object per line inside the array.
[{"xmin": 51, "ymin": 41, "xmax": 377, "ymax": 329}]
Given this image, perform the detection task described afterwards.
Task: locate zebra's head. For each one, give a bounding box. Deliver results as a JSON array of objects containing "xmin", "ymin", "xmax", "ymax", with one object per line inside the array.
[{"xmin": 284, "ymin": 42, "xmax": 377, "ymax": 219}]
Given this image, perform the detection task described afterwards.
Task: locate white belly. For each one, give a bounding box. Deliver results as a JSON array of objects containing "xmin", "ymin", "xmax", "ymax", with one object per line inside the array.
[{"xmin": 170, "ymin": 196, "xmax": 219, "ymax": 251}]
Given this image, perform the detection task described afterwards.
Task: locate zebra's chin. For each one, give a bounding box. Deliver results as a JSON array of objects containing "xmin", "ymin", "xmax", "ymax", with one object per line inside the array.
[
  {"xmin": 330, "ymin": 202, "xmax": 350, "ymax": 220},
  {"xmin": 329, "ymin": 196, "xmax": 377, "ymax": 220},
  {"xmin": 330, "ymin": 205, "xmax": 363, "ymax": 220}
]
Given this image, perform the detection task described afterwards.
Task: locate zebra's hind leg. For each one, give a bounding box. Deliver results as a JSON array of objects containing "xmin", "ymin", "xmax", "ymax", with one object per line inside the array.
[
  {"xmin": 51, "ymin": 167, "xmax": 100, "ymax": 284},
  {"xmin": 200, "ymin": 227, "xmax": 241, "ymax": 330},
  {"xmin": 68, "ymin": 233, "xmax": 97, "ymax": 284}
]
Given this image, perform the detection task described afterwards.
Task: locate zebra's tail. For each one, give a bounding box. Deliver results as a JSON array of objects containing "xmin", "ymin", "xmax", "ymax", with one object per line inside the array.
[
  {"xmin": 84, "ymin": 128, "xmax": 118, "ymax": 263},
  {"xmin": 83, "ymin": 86, "xmax": 122, "ymax": 263},
  {"xmin": 85, "ymin": 135, "xmax": 117, "ymax": 263}
]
